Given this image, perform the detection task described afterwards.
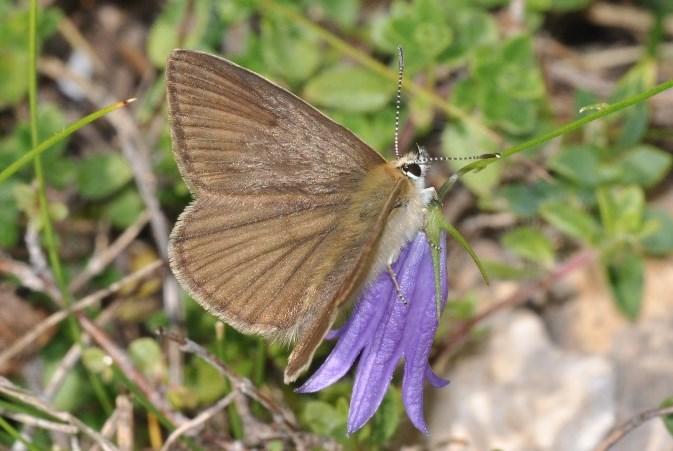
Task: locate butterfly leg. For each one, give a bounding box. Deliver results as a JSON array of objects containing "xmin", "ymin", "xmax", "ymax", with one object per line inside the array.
[{"xmin": 387, "ymin": 264, "xmax": 408, "ymax": 304}]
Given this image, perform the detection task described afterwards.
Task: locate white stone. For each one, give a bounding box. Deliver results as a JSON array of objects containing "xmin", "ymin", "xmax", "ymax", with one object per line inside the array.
[{"xmin": 428, "ymin": 311, "xmax": 616, "ymax": 451}]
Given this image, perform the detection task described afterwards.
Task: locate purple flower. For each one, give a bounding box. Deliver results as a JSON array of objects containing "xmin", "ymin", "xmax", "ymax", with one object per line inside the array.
[{"xmin": 297, "ymin": 232, "xmax": 449, "ymax": 434}]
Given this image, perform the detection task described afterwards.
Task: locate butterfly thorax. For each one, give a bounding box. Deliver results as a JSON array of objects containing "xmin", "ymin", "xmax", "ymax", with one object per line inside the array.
[{"xmin": 363, "ymin": 157, "xmax": 432, "ymax": 286}]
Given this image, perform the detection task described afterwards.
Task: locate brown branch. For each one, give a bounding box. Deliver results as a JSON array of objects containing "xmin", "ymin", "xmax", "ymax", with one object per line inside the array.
[
  {"xmin": 160, "ymin": 332, "xmax": 296, "ymax": 430},
  {"xmin": 24, "ymin": 223, "xmax": 57, "ymax": 299},
  {"xmin": 0, "ymin": 260, "xmax": 163, "ymax": 369},
  {"xmin": 0, "ymin": 377, "xmax": 117, "ymax": 451},
  {"xmin": 0, "ymin": 251, "xmax": 60, "ymax": 301},
  {"xmin": 594, "ymin": 405, "xmax": 673, "ymax": 451},
  {"xmin": 115, "ymin": 394, "xmax": 134, "ymax": 451},
  {"xmin": 0, "ymin": 411, "xmax": 78, "ymax": 434},
  {"xmin": 78, "ymin": 316, "xmax": 186, "ymax": 427},
  {"xmin": 160, "ymin": 391, "xmax": 237, "ymax": 451},
  {"xmin": 588, "ymin": 2, "xmax": 673, "ymax": 37},
  {"xmin": 69, "ymin": 211, "xmax": 150, "ymax": 293}
]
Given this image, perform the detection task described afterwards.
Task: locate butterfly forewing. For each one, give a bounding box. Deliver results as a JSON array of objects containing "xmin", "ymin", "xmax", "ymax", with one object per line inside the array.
[
  {"xmin": 166, "ymin": 49, "xmax": 409, "ymax": 382},
  {"xmin": 166, "ymin": 49, "xmax": 384, "ymax": 195}
]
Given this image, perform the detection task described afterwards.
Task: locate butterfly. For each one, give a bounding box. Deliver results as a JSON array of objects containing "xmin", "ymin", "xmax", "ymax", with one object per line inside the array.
[{"xmin": 166, "ymin": 49, "xmax": 438, "ymax": 383}]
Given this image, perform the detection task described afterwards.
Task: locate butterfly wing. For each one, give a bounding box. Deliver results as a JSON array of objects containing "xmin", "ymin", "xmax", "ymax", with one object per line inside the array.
[
  {"xmin": 166, "ymin": 50, "xmax": 409, "ymax": 381},
  {"xmin": 166, "ymin": 49, "xmax": 384, "ymax": 196}
]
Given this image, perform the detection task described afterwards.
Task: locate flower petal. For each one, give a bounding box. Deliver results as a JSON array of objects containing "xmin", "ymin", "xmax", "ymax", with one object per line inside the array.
[
  {"xmin": 296, "ymin": 278, "xmax": 392, "ymax": 393},
  {"xmin": 297, "ymin": 239, "xmax": 414, "ymax": 394},
  {"xmin": 347, "ymin": 235, "xmax": 428, "ymax": 433},
  {"xmin": 401, "ymin": 234, "xmax": 448, "ymax": 434},
  {"xmin": 425, "ymin": 365, "xmax": 450, "ymax": 388}
]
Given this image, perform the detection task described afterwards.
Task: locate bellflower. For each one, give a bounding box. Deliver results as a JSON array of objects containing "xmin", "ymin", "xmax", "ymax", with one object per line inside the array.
[{"xmin": 297, "ymin": 231, "xmax": 449, "ymax": 434}]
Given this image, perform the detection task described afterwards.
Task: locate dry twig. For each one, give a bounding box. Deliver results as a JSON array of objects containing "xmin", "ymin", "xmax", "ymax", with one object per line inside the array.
[
  {"xmin": 0, "ymin": 251, "xmax": 60, "ymax": 301},
  {"xmin": 78, "ymin": 316, "xmax": 187, "ymax": 427},
  {"xmin": 594, "ymin": 405, "xmax": 673, "ymax": 451},
  {"xmin": 160, "ymin": 392, "xmax": 238, "ymax": 451},
  {"xmin": 0, "ymin": 411, "xmax": 78, "ymax": 434},
  {"xmin": 70, "ymin": 211, "xmax": 150, "ymax": 293},
  {"xmin": 0, "ymin": 260, "xmax": 163, "ymax": 369},
  {"xmin": 0, "ymin": 377, "xmax": 117, "ymax": 451}
]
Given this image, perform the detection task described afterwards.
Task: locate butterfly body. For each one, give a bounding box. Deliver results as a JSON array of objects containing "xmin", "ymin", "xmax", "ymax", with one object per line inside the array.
[{"xmin": 166, "ymin": 49, "xmax": 429, "ymax": 382}]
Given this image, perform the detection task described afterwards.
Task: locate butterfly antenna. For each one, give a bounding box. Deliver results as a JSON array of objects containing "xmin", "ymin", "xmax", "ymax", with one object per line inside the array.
[
  {"xmin": 434, "ymin": 152, "xmax": 501, "ymax": 192},
  {"xmin": 417, "ymin": 152, "xmax": 501, "ymax": 163},
  {"xmin": 394, "ymin": 46, "xmax": 404, "ymax": 159}
]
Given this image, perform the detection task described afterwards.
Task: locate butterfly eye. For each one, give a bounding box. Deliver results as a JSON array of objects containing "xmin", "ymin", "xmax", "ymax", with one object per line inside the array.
[{"xmin": 402, "ymin": 163, "xmax": 422, "ymax": 178}]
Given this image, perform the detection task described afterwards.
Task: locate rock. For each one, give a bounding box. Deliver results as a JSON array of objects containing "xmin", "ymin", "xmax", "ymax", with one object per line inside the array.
[
  {"xmin": 608, "ymin": 317, "xmax": 673, "ymax": 451},
  {"xmin": 427, "ymin": 310, "xmax": 616, "ymax": 451}
]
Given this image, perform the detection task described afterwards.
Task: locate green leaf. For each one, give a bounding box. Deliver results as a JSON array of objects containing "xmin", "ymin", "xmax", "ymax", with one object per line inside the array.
[
  {"xmin": 301, "ymin": 400, "xmax": 347, "ymax": 437},
  {"xmin": 82, "ymin": 346, "xmax": 114, "ymax": 382},
  {"xmin": 304, "ymin": 0, "xmax": 360, "ymax": 28},
  {"xmin": 260, "ymin": 16, "xmax": 320, "ymax": 84},
  {"xmin": 105, "ymin": 188, "xmax": 143, "ymax": 229},
  {"xmin": 13, "ymin": 104, "xmax": 73, "ymax": 187},
  {"xmin": 481, "ymin": 260, "xmax": 534, "ymax": 280},
  {"xmin": 610, "ymin": 59, "xmax": 656, "ymax": 148},
  {"xmin": 498, "ymin": 181, "xmax": 558, "ymax": 218},
  {"xmin": 442, "ymin": 8, "xmax": 498, "ymax": 64},
  {"xmin": 596, "ymin": 185, "xmax": 644, "ymax": 238},
  {"xmin": 372, "ymin": 0, "xmax": 452, "ymax": 70},
  {"xmin": 429, "ymin": 206, "xmax": 490, "ymax": 284},
  {"xmin": 549, "ymin": 145, "xmax": 600, "ymax": 187},
  {"xmin": 540, "ymin": 200, "xmax": 600, "ymax": 244},
  {"xmin": 640, "ymin": 209, "xmax": 673, "ymax": 256},
  {"xmin": 304, "ymin": 65, "xmax": 394, "ymax": 113},
  {"xmin": 129, "ymin": 338, "xmax": 168, "ymax": 383},
  {"xmin": 502, "ymin": 226, "xmax": 554, "ymax": 266},
  {"xmin": 466, "ymin": 35, "xmax": 545, "ymax": 134},
  {"xmin": 369, "ymin": 388, "xmax": 401, "ymax": 444},
  {"xmin": 147, "ymin": 0, "xmax": 211, "ymax": 67},
  {"xmin": 616, "ymin": 145, "xmax": 673, "ymax": 188},
  {"xmin": 216, "ymin": 0, "xmax": 256, "ymax": 23},
  {"xmin": 604, "ymin": 250, "xmax": 644, "ymax": 320},
  {"xmin": 328, "ymin": 109, "xmax": 396, "ymax": 155},
  {"xmin": 186, "ymin": 357, "xmax": 228, "ymax": 405},
  {"xmin": 442, "ymin": 121, "xmax": 502, "ymax": 197},
  {"xmin": 661, "ymin": 397, "xmax": 673, "ymax": 437},
  {"xmin": 0, "ymin": 181, "xmax": 19, "ymax": 248},
  {"xmin": 77, "ymin": 153, "xmax": 133, "ymax": 200},
  {"xmin": 0, "ymin": 5, "xmax": 61, "ymax": 107}
]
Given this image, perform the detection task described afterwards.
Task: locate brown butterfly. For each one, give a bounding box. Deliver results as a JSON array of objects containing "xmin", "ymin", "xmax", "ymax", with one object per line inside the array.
[{"xmin": 166, "ymin": 49, "xmax": 436, "ymax": 383}]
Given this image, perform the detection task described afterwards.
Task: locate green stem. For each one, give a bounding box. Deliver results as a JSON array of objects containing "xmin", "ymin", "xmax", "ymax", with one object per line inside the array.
[
  {"xmin": 0, "ymin": 99, "xmax": 132, "ymax": 184},
  {"xmin": 29, "ymin": 0, "xmax": 74, "ymax": 316},
  {"xmin": 438, "ymin": 77, "xmax": 673, "ymax": 201},
  {"xmin": 28, "ymin": 0, "xmax": 116, "ymax": 416},
  {"xmin": 214, "ymin": 324, "xmax": 244, "ymax": 439},
  {"xmin": 0, "ymin": 416, "xmax": 41, "ymax": 451},
  {"xmin": 260, "ymin": 0, "xmax": 500, "ymax": 143}
]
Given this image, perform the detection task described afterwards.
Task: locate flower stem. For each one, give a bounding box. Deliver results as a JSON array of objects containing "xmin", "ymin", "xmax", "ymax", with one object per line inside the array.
[{"xmin": 437, "ymin": 76, "xmax": 673, "ymax": 201}]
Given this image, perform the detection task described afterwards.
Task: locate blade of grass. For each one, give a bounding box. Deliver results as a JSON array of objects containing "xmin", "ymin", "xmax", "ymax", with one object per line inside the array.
[
  {"xmin": 0, "ymin": 99, "xmax": 134, "ymax": 184},
  {"xmin": 27, "ymin": 0, "xmax": 127, "ymax": 418},
  {"xmin": 0, "ymin": 416, "xmax": 41, "ymax": 451},
  {"xmin": 438, "ymin": 77, "xmax": 673, "ymax": 200}
]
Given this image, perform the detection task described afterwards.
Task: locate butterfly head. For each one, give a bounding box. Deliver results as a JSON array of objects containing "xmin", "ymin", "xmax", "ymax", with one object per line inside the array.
[{"xmin": 395, "ymin": 144, "xmax": 431, "ymax": 183}]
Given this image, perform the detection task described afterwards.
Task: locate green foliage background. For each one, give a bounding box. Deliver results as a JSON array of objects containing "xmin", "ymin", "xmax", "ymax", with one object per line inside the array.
[{"xmin": 1, "ymin": 0, "xmax": 673, "ymax": 448}]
